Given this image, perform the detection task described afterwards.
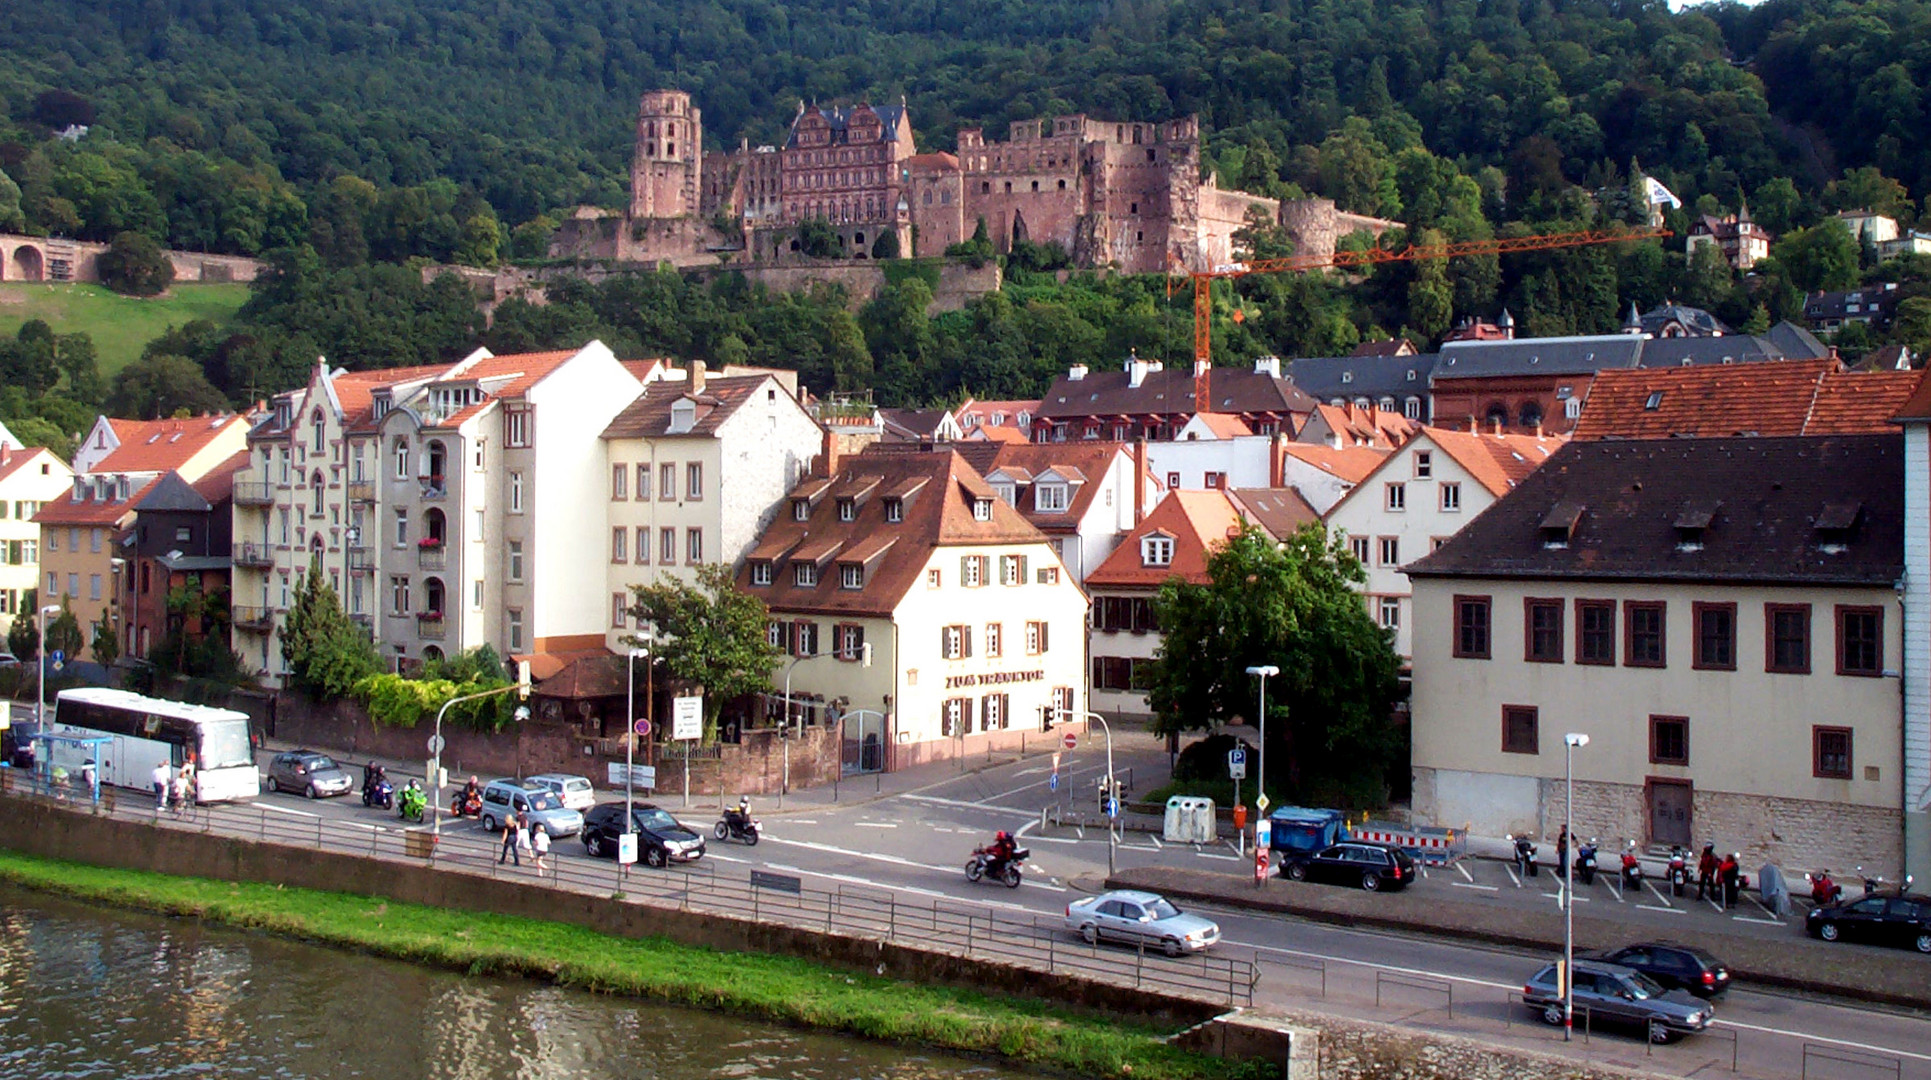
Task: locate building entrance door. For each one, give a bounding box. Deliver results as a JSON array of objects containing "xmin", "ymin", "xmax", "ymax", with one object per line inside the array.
[{"xmin": 1647, "ymin": 779, "xmax": 1692, "ymax": 848}]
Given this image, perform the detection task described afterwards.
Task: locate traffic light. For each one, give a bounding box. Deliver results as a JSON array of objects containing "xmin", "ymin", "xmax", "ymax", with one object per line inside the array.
[{"xmin": 1042, "ymin": 705, "xmax": 1054, "ymax": 730}]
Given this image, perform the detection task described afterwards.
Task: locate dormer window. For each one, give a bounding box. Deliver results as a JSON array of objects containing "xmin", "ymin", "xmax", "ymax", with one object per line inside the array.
[
  {"xmin": 794, "ymin": 562, "xmax": 818, "ymax": 587},
  {"xmin": 840, "ymin": 564, "xmax": 864, "ymax": 589},
  {"xmin": 884, "ymin": 497, "xmax": 903, "ymax": 522},
  {"xmin": 991, "ymin": 481, "xmax": 1016, "ymax": 505},
  {"xmin": 669, "ymin": 397, "xmax": 698, "ymax": 434},
  {"xmin": 792, "ymin": 498, "xmax": 810, "ymax": 521},
  {"xmin": 1035, "ymin": 483, "xmax": 1068, "ymax": 513},
  {"xmin": 1540, "ymin": 501, "xmax": 1584, "ymax": 550},
  {"xmin": 837, "ymin": 497, "xmax": 855, "ymax": 522},
  {"xmin": 1815, "ymin": 500, "xmax": 1861, "ymax": 553},
  {"xmin": 973, "ymin": 497, "xmax": 993, "ymax": 521},
  {"xmin": 1142, "ymin": 534, "xmax": 1174, "ymax": 567},
  {"xmin": 751, "ymin": 561, "xmax": 773, "ymax": 586},
  {"xmin": 1673, "ymin": 500, "xmax": 1718, "ymax": 553}
]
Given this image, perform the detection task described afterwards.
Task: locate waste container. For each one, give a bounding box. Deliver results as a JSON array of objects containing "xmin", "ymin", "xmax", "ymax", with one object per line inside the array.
[
  {"xmin": 403, "ymin": 828, "xmax": 439, "ymax": 858},
  {"xmin": 1163, "ymin": 796, "xmax": 1216, "ymax": 843}
]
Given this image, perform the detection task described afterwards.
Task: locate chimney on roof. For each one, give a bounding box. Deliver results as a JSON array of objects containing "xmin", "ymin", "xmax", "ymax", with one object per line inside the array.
[
  {"xmin": 1269, "ymin": 433, "xmax": 1285, "ymax": 488},
  {"xmin": 1126, "ymin": 349, "xmax": 1150, "ymax": 389},
  {"xmin": 1534, "ymin": 419, "xmax": 1544, "ymax": 438},
  {"xmin": 1253, "ymin": 355, "xmax": 1281, "ymax": 379},
  {"xmin": 1133, "ymin": 438, "xmax": 1148, "ymax": 526},
  {"xmin": 1068, "ymin": 363, "xmax": 1088, "ymax": 381},
  {"xmin": 690, "ymin": 359, "xmax": 707, "ymax": 394},
  {"xmin": 1, "ymin": 444, "xmax": 10, "ymax": 467},
  {"xmin": 819, "ymin": 424, "xmax": 839, "ymax": 479},
  {"xmin": 1491, "ymin": 416, "xmax": 1503, "ymax": 436}
]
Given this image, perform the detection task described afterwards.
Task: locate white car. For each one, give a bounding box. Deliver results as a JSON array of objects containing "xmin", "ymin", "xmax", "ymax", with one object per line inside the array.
[
  {"xmin": 1065, "ymin": 890, "xmax": 1221, "ymax": 956},
  {"xmin": 526, "ymin": 772, "xmax": 597, "ymax": 812}
]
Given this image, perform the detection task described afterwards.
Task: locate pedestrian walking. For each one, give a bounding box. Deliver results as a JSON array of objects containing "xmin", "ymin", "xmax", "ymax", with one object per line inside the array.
[
  {"xmin": 498, "ymin": 814, "xmax": 520, "ymax": 866},
  {"xmin": 514, "ymin": 812, "xmax": 532, "ymax": 865},
  {"xmin": 151, "ymin": 761, "xmax": 170, "ymax": 813},
  {"xmin": 531, "ymin": 824, "xmax": 550, "ymax": 873},
  {"xmin": 1555, "ymin": 826, "xmax": 1570, "ymax": 877},
  {"xmin": 169, "ymin": 771, "xmax": 190, "ymax": 815},
  {"xmin": 1696, "ymin": 843, "xmax": 1718, "ymax": 901}
]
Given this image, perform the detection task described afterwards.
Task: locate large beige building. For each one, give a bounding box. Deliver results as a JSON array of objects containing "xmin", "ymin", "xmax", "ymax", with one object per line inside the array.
[
  {"xmin": 1408, "ymin": 435, "xmax": 1905, "ymax": 874},
  {"xmin": 738, "ymin": 447, "xmax": 1089, "ymax": 769},
  {"xmin": 0, "ymin": 446, "xmax": 72, "ymax": 624}
]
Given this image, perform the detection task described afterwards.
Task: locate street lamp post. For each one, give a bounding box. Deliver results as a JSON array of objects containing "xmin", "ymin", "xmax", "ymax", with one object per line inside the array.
[
  {"xmin": 779, "ymin": 650, "xmax": 818, "ymax": 809},
  {"xmin": 1563, "ymin": 731, "xmax": 1590, "ymax": 1041},
  {"xmin": 625, "ymin": 646, "xmax": 649, "ymax": 845},
  {"xmin": 36, "ymin": 604, "xmax": 61, "ymax": 725},
  {"xmin": 1054, "ymin": 707, "xmax": 1117, "ymax": 875},
  {"xmin": 1244, "ymin": 665, "xmax": 1279, "ymax": 809},
  {"xmin": 429, "ymin": 678, "xmax": 531, "ymax": 837},
  {"xmin": 342, "ymin": 525, "xmax": 361, "ymax": 620}
]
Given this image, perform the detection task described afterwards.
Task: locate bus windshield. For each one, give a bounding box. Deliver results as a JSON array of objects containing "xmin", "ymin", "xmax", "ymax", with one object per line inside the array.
[{"xmin": 197, "ymin": 722, "xmax": 254, "ymax": 770}]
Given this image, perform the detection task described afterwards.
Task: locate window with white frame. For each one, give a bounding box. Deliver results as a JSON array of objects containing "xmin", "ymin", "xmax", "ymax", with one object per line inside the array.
[
  {"xmin": 509, "ymin": 472, "xmax": 523, "ymax": 513},
  {"xmin": 686, "ymin": 462, "xmax": 703, "ymax": 500},
  {"xmin": 1141, "ymin": 534, "xmax": 1173, "ymax": 566},
  {"xmin": 389, "ymin": 575, "xmax": 410, "ymax": 614},
  {"xmin": 636, "ymin": 464, "xmax": 650, "ymax": 500},
  {"xmin": 1440, "ymin": 482, "xmax": 1462, "ymax": 511},
  {"xmin": 793, "ymin": 621, "xmax": 818, "ymax": 657},
  {"xmin": 985, "ymin": 622, "xmax": 1002, "ymax": 657},
  {"xmin": 751, "ymin": 561, "xmax": 773, "ymax": 585},
  {"xmin": 611, "ymin": 593, "xmax": 628, "ymax": 628},
  {"xmin": 473, "ymin": 579, "xmax": 484, "ymax": 610},
  {"xmin": 836, "ymin": 623, "xmax": 864, "ymax": 660},
  {"xmin": 1349, "ymin": 535, "xmax": 1369, "ymax": 563},
  {"xmin": 392, "ymin": 439, "xmax": 409, "ymax": 480},
  {"xmin": 1378, "ymin": 596, "xmax": 1400, "ymax": 629},
  {"xmin": 840, "ymin": 563, "xmax": 863, "ymax": 589},
  {"xmin": 660, "ymin": 527, "xmax": 675, "ymax": 564},
  {"xmin": 973, "ymin": 497, "xmax": 993, "ymax": 521},
  {"xmin": 611, "ymin": 527, "xmax": 627, "ymax": 562},
  {"xmin": 393, "ymin": 508, "xmax": 408, "ymax": 546},
  {"xmin": 611, "ymin": 464, "xmax": 627, "ymax": 500},
  {"xmin": 838, "ymin": 498, "xmax": 855, "ymax": 521},
  {"xmin": 1026, "ymin": 620, "xmax": 1049, "ymax": 655},
  {"xmin": 659, "ymin": 462, "xmax": 676, "ymax": 501},
  {"xmin": 507, "ymin": 540, "xmax": 524, "ymax": 582},
  {"xmin": 1379, "ymin": 537, "xmax": 1399, "ymax": 566},
  {"xmin": 687, "ymin": 528, "xmax": 702, "ymax": 563},
  {"xmin": 1035, "ymin": 483, "xmax": 1068, "ymax": 512},
  {"xmin": 941, "ymin": 624, "xmax": 971, "ymax": 659},
  {"xmin": 505, "ymin": 409, "xmax": 530, "ymax": 448},
  {"xmin": 1414, "ymin": 451, "xmax": 1432, "ymax": 478},
  {"xmin": 961, "ymin": 555, "xmax": 985, "ymax": 587},
  {"xmin": 1385, "ymin": 482, "xmax": 1406, "ymax": 510},
  {"xmin": 507, "ymin": 609, "xmax": 523, "ymax": 650},
  {"xmin": 1000, "ymin": 554, "xmax": 1024, "ymax": 585},
  {"xmin": 884, "ymin": 498, "xmax": 903, "ymax": 522},
  {"xmin": 794, "ymin": 561, "xmax": 817, "ymax": 587}
]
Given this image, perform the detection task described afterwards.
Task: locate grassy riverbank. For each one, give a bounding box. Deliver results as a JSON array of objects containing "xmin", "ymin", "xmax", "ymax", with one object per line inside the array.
[{"xmin": 0, "ymin": 851, "xmax": 1260, "ymax": 1080}]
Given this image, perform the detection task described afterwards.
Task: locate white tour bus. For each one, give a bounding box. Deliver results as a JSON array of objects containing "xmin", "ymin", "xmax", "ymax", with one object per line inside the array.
[{"xmin": 49, "ymin": 688, "xmax": 260, "ymax": 803}]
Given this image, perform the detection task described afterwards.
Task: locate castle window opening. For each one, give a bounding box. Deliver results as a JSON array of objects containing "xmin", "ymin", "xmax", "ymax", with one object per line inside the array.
[
  {"xmin": 1130, "ymin": 202, "xmax": 1138, "ymax": 214},
  {"xmin": 1147, "ymin": 149, "xmax": 1156, "ymax": 163},
  {"xmin": 1058, "ymin": 179, "xmax": 1066, "ymax": 190},
  {"xmin": 1031, "ymin": 181, "xmax": 1039, "ymax": 191},
  {"xmin": 982, "ymin": 181, "xmax": 991, "ymax": 193},
  {"xmin": 667, "ymin": 143, "xmax": 674, "ymax": 156},
  {"xmin": 1005, "ymin": 181, "xmax": 1012, "ymax": 193}
]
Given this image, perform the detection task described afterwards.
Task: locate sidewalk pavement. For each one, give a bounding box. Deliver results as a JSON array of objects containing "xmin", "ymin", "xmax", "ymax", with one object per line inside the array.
[{"xmin": 1104, "ymin": 864, "xmax": 1931, "ymax": 1011}]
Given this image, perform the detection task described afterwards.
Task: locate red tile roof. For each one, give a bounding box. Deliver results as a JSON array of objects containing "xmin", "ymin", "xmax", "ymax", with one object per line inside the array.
[
  {"xmin": 1892, "ymin": 368, "xmax": 1931, "ymax": 421},
  {"xmin": 602, "ymin": 376, "xmax": 774, "ymax": 439},
  {"xmin": 1307, "ymin": 403, "xmax": 1420, "ymax": 449},
  {"xmin": 426, "ymin": 350, "xmax": 579, "ymax": 429},
  {"xmin": 952, "ymin": 441, "xmax": 1129, "ymax": 534},
  {"xmin": 1227, "ymin": 487, "xmax": 1322, "ymax": 538},
  {"xmin": 738, "ymin": 449, "xmax": 1046, "ymax": 618},
  {"xmin": 1279, "ymin": 443, "xmax": 1389, "ymax": 485},
  {"xmin": 92, "ymin": 415, "xmax": 247, "ymax": 475},
  {"xmin": 1424, "ymin": 428, "xmax": 1564, "ymax": 497},
  {"xmin": 190, "ymin": 450, "xmax": 252, "ymax": 505},
  {"xmin": 33, "ymin": 476, "xmax": 162, "ymax": 525},
  {"xmin": 0, "ymin": 446, "xmax": 61, "ymax": 485},
  {"xmin": 1086, "ymin": 490, "xmax": 1246, "ymax": 588},
  {"xmin": 1570, "ymin": 359, "xmax": 1914, "ymax": 440}
]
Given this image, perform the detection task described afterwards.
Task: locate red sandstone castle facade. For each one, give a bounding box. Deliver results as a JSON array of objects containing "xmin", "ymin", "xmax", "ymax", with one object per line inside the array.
[{"xmin": 550, "ymin": 90, "xmax": 1397, "ymax": 276}]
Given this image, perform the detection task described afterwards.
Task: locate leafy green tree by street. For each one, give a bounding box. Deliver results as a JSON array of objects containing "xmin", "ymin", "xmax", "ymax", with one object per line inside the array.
[
  {"xmin": 1145, "ymin": 524, "xmax": 1403, "ymax": 806},
  {"xmin": 96, "ymin": 230, "xmax": 176, "ymax": 296},
  {"xmin": 89, "ymin": 611, "xmax": 119, "ymax": 669},
  {"xmin": 44, "ymin": 604, "xmax": 84, "ymax": 666},
  {"xmin": 280, "ymin": 556, "xmax": 382, "ymax": 700},
  {"xmin": 7, "ymin": 589, "xmax": 41, "ymax": 661},
  {"xmin": 625, "ymin": 562, "xmax": 781, "ymax": 737}
]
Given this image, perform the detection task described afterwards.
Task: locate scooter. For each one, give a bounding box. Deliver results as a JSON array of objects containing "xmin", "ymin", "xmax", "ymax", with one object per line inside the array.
[
  {"xmin": 1667, "ymin": 845, "xmax": 1689, "ymax": 898},
  {"xmin": 362, "ymin": 777, "xmax": 394, "ymax": 810},
  {"xmin": 965, "ymin": 845, "xmax": 1029, "ymax": 888},
  {"xmin": 450, "ymin": 790, "xmax": 482, "ymax": 819},
  {"xmin": 1573, "ymin": 839, "xmax": 1598, "ymax": 885},
  {"xmin": 714, "ymin": 811, "xmax": 762, "ymax": 845},
  {"xmin": 1621, "ymin": 843, "xmax": 1644, "ymax": 887},
  {"xmin": 1508, "ymin": 834, "xmax": 1538, "ymax": 878},
  {"xmin": 397, "ymin": 783, "xmax": 427, "ymax": 824},
  {"xmin": 1806, "ymin": 869, "xmax": 1843, "ymax": 906}
]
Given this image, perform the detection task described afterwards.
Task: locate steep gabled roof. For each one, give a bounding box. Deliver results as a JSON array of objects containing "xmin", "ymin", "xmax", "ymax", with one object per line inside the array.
[
  {"xmin": 32, "ymin": 475, "xmax": 161, "ymax": 526},
  {"xmin": 1039, "ymin": 364, "xmax": 1316, "ymax": 420},
  {"xmin": 0, "ymin": 446, "xmax": 64, "ymax": 485},
  {"xmin": 1406, "ymin": 435, "xmax": 1903, "ymax": 587},
  {"xmin": 90, "ymin": 415, "xmax": 247, "ymax": 475},
  {"xmin": 739, "ymin": 449, "xmax": 1045, "ymax": 618},
  {"xmin": 189, "ymin": 449, "xmax": 252, "ymax": 505},
  {"xmin": 1423, "ymin": 428, "xmax": 1563, "ymax": 496},
  {"xmin": 1573, "ymin": 360, "xmax": 1918, "ymax": 440},
  {"xmin": 1226, "ymin": 487, "xmax": 1321, "ymax": 538},
  {"xmin": 952, "ymin": 441, "xmax": 1127, "ymax": 532},
  {"xmin": 1279, "ymin": 442, "xmax": 1389, "ymax": 485},
  {"xmin": 133, "ymin": 472, "xmax": 212, "ymax": 514},
  {"xmin": 601, "ymin": 375, "xmax": 775, "ymax": 439},
  {"xmin": 1805, "ymin": 371, "xmax": 1925, "ymax": 433},
  {"xmin": 1086, "ymin": 490, "xmax": 1248, "ymax": 588}
]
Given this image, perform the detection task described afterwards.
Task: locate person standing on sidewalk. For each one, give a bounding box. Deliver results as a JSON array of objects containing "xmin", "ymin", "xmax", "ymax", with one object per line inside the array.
[
  {"xmin": 1720, "ymin": 852, "xmax": 1742, "ymax": 909},
  {"xmin": 151, "ymin": 761, "xmax": 170, "ymax": 813},
  {"xmin": 531, "ymin": 824, "xmax": 550, "ymax": 874},
  {"xmin": 1697, "ymin": 843, "xmax": 1719, "ymax": 901},
  {"xmin": 499, "ymin": 814, "xmax": 521, "ymax": 866}
]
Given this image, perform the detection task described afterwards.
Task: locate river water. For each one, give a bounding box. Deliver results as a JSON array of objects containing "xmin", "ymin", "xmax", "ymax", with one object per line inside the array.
[{"xmin": 0, "ymin": 884, "xmax": 1029, "ymax": 1080}]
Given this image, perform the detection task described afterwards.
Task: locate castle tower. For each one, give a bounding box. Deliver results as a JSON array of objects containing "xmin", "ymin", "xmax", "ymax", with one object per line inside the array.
[{"xmin": 631, "ymin": 90, "xmax": 702, "ymax": 220}]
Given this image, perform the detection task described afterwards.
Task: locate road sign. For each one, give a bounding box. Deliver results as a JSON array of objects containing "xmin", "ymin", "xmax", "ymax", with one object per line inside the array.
[
  {"xmin": 1051, "ymin": 751, "xmax": 1061, "ymax": 772},
  {"xmin": 1049, "ymin": 773, "xmax": 1059, "ymax": 792},
  {"xmin": 50, "ymin": 650, "xmax": 63, "ymax": 672},
  {"xmin": 632, "ymin": 717, "xmax": 651, "ymax": 738},
  {"xmin": 671, "ymin": 695, "xmax": 703, "ymax": 741},
  {"xmin": 607, "ymin": 763, "xmax": 656, "ymax": 789},
  {"xmin": 426, "ymin": 734, "xmax": 445, "ymax": 755},
  {"xmin": 1106, "ymin": 797, "xmax": 1118, "ymax": 818},
  {"xmin": 1061, "ymin": 731, "xmax": 1077, "ymax": 750},
  {"xmin": 617, "ymin": 832, "xmax": 638, "ymax": 865},
  {"xmin": 1228, "ymin": 746, "xmax": 1246, "ymax": 780},
  {"xmin": 1256, "ymin": 793, "xmax": 1271, "ymax": 814}
]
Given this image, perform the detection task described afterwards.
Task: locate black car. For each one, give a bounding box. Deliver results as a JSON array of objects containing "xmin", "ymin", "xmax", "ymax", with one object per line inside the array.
[
  {"xmin": 1522, "ymin": 960, "xmax": 1714, "ymax": 1044},
  {"xmin": 1283, "ymin": 841, "xmax": 1416, "ymax": 891},
  {"xmin": 2, "ymin": 720, "xmax": 41, "ymax": 769},
  {"xmin": 1806, "ymin": 893, "xmax": 1931, "ymax": 954},
  {"xmin": 582, "ymin": 802, "xmax": 706, "ymax": 868},
  {"xmin": 1591, "ymin": 942, "xmax": 1731, "ymax": 998}
]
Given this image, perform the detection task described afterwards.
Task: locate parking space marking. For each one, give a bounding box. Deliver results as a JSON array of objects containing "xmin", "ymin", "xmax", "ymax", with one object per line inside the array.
[
  {"xmin": 1644, "ymin": 881, "xmax": 1672, "ymax": 907},
  {"xmin": 1731, "ymin": 914, "xmax": 1783, "ymax": 925},
  {"xmin": 1148, "ymin": 835, "xmax": 1162, "ymax": 850},
  {"xmin": 1450, "ymin": 881, "xmax": 1500, "ymax": 892},
  {"xmin": 1455, "ymin": 863, "xmax": 1475, "ymax": 884},
  {"xmin": 1504, "ymin": 865, "xmax": 1521, "ymax": 888},
  {"xmin": 854, "ymin": 822, "xmax": 897, "ymax": 828},
  {"xmin": 1195, "ymin": 851, "xmax": 1239, "ymax": 861},
  {"xmin": 1635, "ymin": 904, "xmax": 1685, "ymax": 914}
]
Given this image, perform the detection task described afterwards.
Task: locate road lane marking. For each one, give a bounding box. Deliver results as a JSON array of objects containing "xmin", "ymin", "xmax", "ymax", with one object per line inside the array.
[
  {"xmin": 1504, "ymin": 865, "xmax": 1521, "ymax": 888},
  {"xmin": 1450, "ymin": 882, "xmax": 1500, "ymax": 892},
  {"xmin": 984, "ymin": 763, "xmax": 1107, "ymax": 801},
  {"xmin": 1730, "ymin": 915, "xmax": 1783, "ymax": 925},
  {"xmin": 902, "ymin": 793, "xmax": 1038, "ymax": 815},
  {"xmin": 1714, "ymin": 1020, "xmax": 1931, "ymax": 1064},
  {"xmin": 1635, "ymin": 905, "xmax": 1684, "ymax": 914},
  {"xmin": 259, "ymin": 803, "xmax": 321, "ymax": 819},
  {"xmin": 854, "ymin": 822, "xmax": 897, "ymax": 828},
  {"xmin": 1148, "ymin": 835, "xmax": 1162, "ymax": 849},
  {"xmin": 1194, "ymin": 852, "xmax": 1239, "ymax": 861}
]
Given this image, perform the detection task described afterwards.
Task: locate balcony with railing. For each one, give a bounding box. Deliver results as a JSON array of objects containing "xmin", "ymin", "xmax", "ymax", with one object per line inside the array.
[
  {"xmin": 232, "ymin": 606, "xmax": 277, "ymax": 632},
  {"xmin": 233, "ymin": 482, "xmax": 274, "ymax": 507},
  {"xmin": 346, "ymin": 480, "xmax": 375, "ymax": 503},
  {"xmin": 416, "ymin": 613, "xmax": 446, "ymax": 640},
  {"xmin": 416, "ymin": 543, "xmax": 446, "ymax": 572},
  {"xmin": 348, "ymin": 545, "xmax": 376, "ymax": 572},
  {"xmin": 420, "ymin": 475, "xmax": 448, "ymax": 501},
  {"xmin": 235, "ymin": 542, "xmax": 275, "ymax": 569}
]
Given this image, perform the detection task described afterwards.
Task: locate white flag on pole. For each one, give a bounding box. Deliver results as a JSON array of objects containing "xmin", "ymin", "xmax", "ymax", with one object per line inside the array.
[{"xmin": 1644, "ymin": 176, "xmax": 1682, "ymax": 209}]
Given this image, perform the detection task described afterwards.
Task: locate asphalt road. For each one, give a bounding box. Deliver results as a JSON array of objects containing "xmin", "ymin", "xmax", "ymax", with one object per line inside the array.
[{"xmin": 215, "ymin": 740, "xmax": 1931, "ymax": 1080}]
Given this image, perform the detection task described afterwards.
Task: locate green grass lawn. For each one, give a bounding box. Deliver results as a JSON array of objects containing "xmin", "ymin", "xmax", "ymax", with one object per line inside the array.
[
  {"xmin": 0, "ymin": 849, "xmax": 1264, "ymax": 1080},
  {"xmin": 0, "ymin": 282, "xmax": 250, "ymax": 375}
]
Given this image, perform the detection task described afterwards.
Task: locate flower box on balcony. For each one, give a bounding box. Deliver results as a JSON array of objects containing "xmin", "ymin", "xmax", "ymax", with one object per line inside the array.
[
  {"xmin": 417, "ymin": 610, "xmax": 443, "ymax": 621},
  {"xmin": 417, "ymin": 537, "xmax": 443, "ymax": 549}
]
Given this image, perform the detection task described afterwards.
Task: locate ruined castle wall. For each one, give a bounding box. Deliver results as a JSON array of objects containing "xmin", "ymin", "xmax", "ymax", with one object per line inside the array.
[
  {"xmin": 631, "ymin": 91, "xmax": 701, "ymax": 221},
  {"xmin": 956, "ymin": 127, "xmax": 1090, "ymax": 255},
  {"xmin": 906, "ymin": 170, "xmax": 966, "ymax": 256},
  {"xmin": 1197, "ymin": 184, "xmax": 1279, "ymax": 268}
]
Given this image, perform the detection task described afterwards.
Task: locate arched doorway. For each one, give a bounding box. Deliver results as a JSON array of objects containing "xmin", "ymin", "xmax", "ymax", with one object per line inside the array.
[
  {"xmin": 424, "ymin": 440, "xmax": 447, "ymax": 493},
  {"xmin": 8, "ymin": 245, "xmax": 44, "ymax": 282},
  {"xmin": 423, "ymin": 507, "xmax": 447, "ymax": 546},
  {"xmin": 423, "ymin": 577, "xmax": 445, "ymax": 615}
]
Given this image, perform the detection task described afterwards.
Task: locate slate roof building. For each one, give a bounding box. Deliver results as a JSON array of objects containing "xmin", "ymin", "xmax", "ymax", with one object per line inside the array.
[
  {"xmin": 1037, "ymin": 353, "xmax": 1317, "ymax": 442},
  {"xmin": 1288, "ymin": 354, "xmax": 1437, "ymax": 422},
  {"xmin": 123, "ymin": 451, "xmax": 247, "ymax": 662},
  {"xmin": 1805, "ymin": 283, "xmax": 1905, "ymax": 333},
  {"xmin": 738, "ymin": 448, "xmax": 1088, "ymax": 770},
  {"xmin": 1406, "ymin": 435, "xmax": 1905, "ymax": 875}
]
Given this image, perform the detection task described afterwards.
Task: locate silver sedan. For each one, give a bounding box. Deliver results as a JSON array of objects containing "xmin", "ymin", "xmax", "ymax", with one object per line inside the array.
[{"xmin": 1065, "ymin": 889, "xmax": 1221, "ymax": 956}]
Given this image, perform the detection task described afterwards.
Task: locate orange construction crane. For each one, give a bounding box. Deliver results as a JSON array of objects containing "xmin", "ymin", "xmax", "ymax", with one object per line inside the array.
[{"xmin": 1188, "ymin": 225, "xmax": 1670, "ymax": 414}]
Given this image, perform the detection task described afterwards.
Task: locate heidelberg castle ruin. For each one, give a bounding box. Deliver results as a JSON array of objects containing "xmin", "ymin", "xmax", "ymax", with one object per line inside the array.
[{"xmin": 549, "ymin": 90, "xmax": 1396, "ymax": 275}]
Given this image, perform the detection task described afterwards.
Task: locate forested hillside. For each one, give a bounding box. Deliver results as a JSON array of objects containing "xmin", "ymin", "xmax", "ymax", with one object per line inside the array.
[{"xmin": 4, "ymin": 0, "xmax": 1931, "ymax": 423}]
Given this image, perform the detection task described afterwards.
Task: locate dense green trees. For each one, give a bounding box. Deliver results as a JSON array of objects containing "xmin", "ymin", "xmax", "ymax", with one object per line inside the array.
[{"xmin": 97, "ymin": 230, "xmax": 174, "ymax": 296}]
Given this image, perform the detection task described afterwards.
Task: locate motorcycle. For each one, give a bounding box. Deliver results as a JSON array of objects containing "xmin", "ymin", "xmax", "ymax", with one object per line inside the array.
[
  {"xmin": 362, "ymin": 778, "xmax": 394, "ymax": 810},
  {"xmin": 450, "ymin": 789, "xmax": 482, "ymax": 819},
  {"xmin": 1806, "ymin": 869, "xmax": 1843, "ymax": 907},
  {"xmin": 1621, "ymin": 844, "xmax": 1644, "ymax": 887},
  {"xmin": 1667, "ymin": 845, "xmax": 1689, "ymax": 898},
  {"xmin": 397, "ymin": 784, "xmax": 427, "ymax": 824},
  {"xmin": 1573, "ymin": 839, "xmax": 1598, "ymax": 886},
  {"xmin": 1508, "ymin": 833, "xmax": 1538, "ymax": 878},
  {"xmin": 714, "ymin": 811, "xmax": 762, "ymax": 845},
  {"xmin": 965, "ymin": 845, "xmax": 1030, "ymax": 888}
]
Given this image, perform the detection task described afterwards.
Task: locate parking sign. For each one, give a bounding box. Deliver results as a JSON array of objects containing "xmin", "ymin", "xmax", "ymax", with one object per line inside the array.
[{"xmin": 1228, "ymin": 746, "xmax": 1246, "ymax": 780}]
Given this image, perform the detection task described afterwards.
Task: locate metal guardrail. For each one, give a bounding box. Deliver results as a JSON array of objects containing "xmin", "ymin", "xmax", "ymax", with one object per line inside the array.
[{"xmin": 0, "ymin": 777, "xmax": 1257, "ymax": 1009}]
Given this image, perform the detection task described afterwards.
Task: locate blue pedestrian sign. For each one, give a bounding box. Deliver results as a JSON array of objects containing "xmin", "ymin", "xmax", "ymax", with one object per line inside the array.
[
  {"xmin": 1049, "ymin": 773, "xmax": 1059, "ymax": 792},
  {"xmin": 1106, "ymin": 797, "xmax": 1119, "ymax": 818},
  {"xmin": 49, "ymin": 650, "xmax": 64, "ymax": 672}
]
